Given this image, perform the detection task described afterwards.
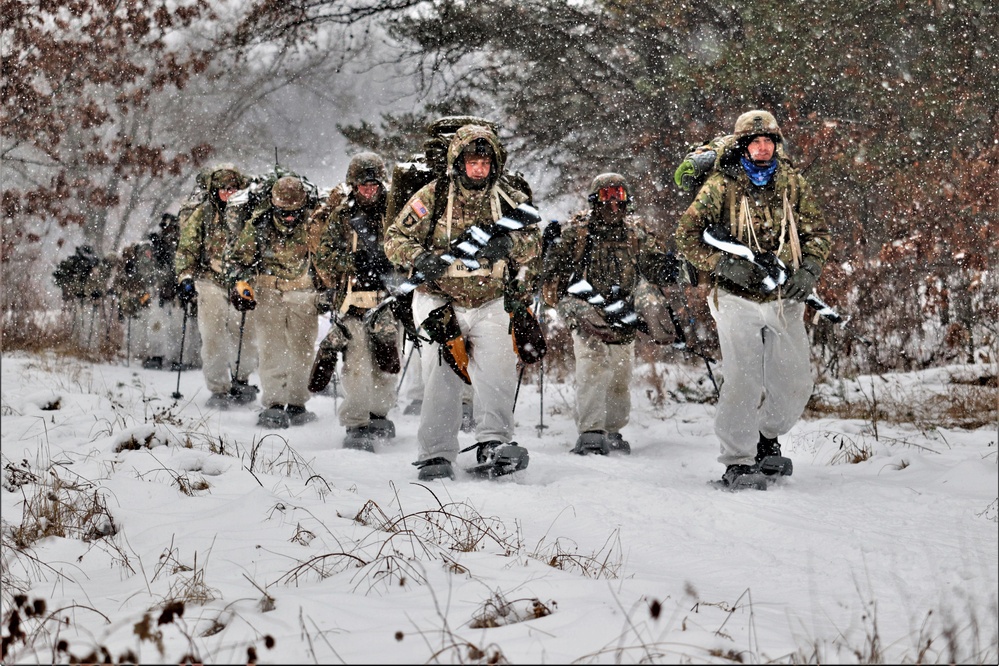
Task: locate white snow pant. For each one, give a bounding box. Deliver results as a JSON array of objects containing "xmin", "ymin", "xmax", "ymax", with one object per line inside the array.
[
  {"xmin": 412, "ymin": 292, "xmax": 517, "ymax": 464},
  {"xmin": 338, "ymin": 315, "xmax": 398, "ymax": 428},
  {"xmin": 253, "ymin": 287, "xmax": 318, "ymax": 409},
  {"xmin": 709, "ymin": 289, "xmax": 813, "ymax": 466},
  {"xmin": 195, "ymin": 279, "xmax": 257, "ymax": 394},
  {"xmin": 399, "ymin": 342, "xmax": 473, "ymax": 407},
  {"xmin": 571, "ymin": 330, "xmax": 634, "ymax": 435}
]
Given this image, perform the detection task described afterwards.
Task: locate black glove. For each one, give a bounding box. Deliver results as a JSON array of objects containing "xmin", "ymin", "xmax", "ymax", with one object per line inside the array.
[
  {"xmin": 478, "ymin": 234, "xmax": 513, "ymax": 261},
  {"xmin": 414, "ymin": 251, "xmax": 448, "ymax": 281},
  {"xmin": 643, "ymin": 251, "xmax": 681, "ymax": 286},
  {"xmin": 783, "ymin": 257, "xmax": 822, "ymax": 301},
  {"xmin": 714, "ymin": 256, "xmax": 771, "ymax": 294},
  {"xmin": 352, "ymin": 249, "xmax": 370, "ymax": 272},
  {"xmin": 177, "ymin": 277, "xmax": 197, "ymax": 305},
  {"xmin": 229, "ymin": 280, "xmax": 256, "ymax": 311}
]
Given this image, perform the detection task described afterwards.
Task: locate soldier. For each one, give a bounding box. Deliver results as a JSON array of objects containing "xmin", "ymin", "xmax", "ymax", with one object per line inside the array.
[
  {"xmin": 674, "ymin": 110, "xmax": 831, "ymax": 490},
  {"xmin": 227, "ymin": 174, "xmax": 323, "ymax": 429},
  {"xmin": 114, "ymin": 239, "xmax": 157, "ymax": 365},
  {"xmin": 384, "ymin": 123, "xmax": 541, "ymax": 481},
  {"xmin": 144, "ymin": 213, "xmax": 201, "ymax": 370},
  {"xmin": 174, "ymin": 164, "xmax": 259, "ymax": 408},
  {"xmin": 53, "ymin": 245, "xmax": 100, "ymax": 338},
  {"xmin": 541, "ymin": 173, "xmax": 681, "ymax": 456},
  {"xmin": 312, "ymin": 152, "xmax": 402, "ymax": 450}
]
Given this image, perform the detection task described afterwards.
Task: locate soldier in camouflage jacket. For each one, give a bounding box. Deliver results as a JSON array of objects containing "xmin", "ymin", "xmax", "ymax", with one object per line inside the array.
[
  {"xmin": 227, "ymin": 174, "xmax": 322, "ymax": 428},
  {"xmin": 313, "ymin": 152, "xmax": 402, "ymax": 450},
  {"xmin": 542, "ymin": 172, "xmax": 680, "ymax": 456},
  {"xmin": 384, "ymin": 124, "xmax": 541, "ymax": 480},
  {"xmin": 174, "ymin": 164, "xmax": 259, "ymax": 409},
  {"xmin": 674, "ymin": 110, "xmax": 832, "ymax": 489}
]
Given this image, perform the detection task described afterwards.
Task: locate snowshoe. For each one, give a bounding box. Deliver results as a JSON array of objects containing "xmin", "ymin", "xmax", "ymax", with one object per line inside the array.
[
  {"xmin": 206, "ymin": 392, "xmax": 234, "ymax": 410},
  {"xmin": 606, "ymin": 432, "xmax": 631, "ymax": 455},
  {"xmin": 342, "ymin": 425, "xmax": 375, "ymax": 452},
  {"xmin": 368, "ymin": 413, "xmax": 396, "ymax": 439},
  {"xmin": 717, "ymin": 464, "xmax": 770, "ymax": 491},
  {"xmin": 757, "ymin": 433, "xmax": 792, "ymax": 477},
  {"xmin": 413, "ymin": 457, "xmax": 455, "ymax": 481},
  {"xmin": 571, "ymin": 431, "xmax": 610, "ymax": 456},
  {"xmin": 142, "ymin": 356, "xmax": 164, "ymax": 370},
  {"xmin": 286, "ymin": 404, "xmax": 317, "ymax": 426},
  {"xmin": 257, "ymin": 404, "xmax": 290, "ymax": 429},
  {"xmin": 463, "ymin": 441, "xmax": 529, "ymax": 478},
  {"xmin": 229, "ymin": 379, "xmax": 259, "ymax": 406}
]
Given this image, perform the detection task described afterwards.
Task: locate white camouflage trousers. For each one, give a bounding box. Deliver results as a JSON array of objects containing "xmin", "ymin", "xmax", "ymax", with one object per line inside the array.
[
  {"xmin": 708, "ymin": 289, "xmax": 812, "ymax": 466},
  {"xmin": 337, "ymin": 315, "xmax": 398, "ymax": 428},
  {"xmin": 195, "ymin": 279, "xmax": 257, "ymax": 395},
  {"xmin": 253, "ymin": 287, "xmax": 318, "ymax": 409},
  {"xmin": 570, "ymin": 330, "xmax": 634, "ymax": 436},
  {"xmin": 412, "ymin": 292, "xmax": 517, "ymax": 463}
]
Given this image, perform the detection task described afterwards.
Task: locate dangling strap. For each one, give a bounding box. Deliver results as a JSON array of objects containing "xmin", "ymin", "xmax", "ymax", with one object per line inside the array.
[{"xmin": 782, "ymin": 188, "xmax": 802, "ymax": 270}]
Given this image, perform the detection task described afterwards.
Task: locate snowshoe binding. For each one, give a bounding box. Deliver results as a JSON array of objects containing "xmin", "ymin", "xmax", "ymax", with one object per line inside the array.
[
  {"xmin": 257, "ymin": 404, "xmax": 290, "ymax": 429},
  {"xmin": 206, "ymin": 392, "xmax": 234, "ymax": 410},
  {"xmin": 756, "ymin": 434, "xmax": 793, "ymax": 477},
  {"xmin": 571, "ymin": 431, "xmax": 610, "ymax": 455},
  {"xmin": 413, "ymin": 457, "xmax": 455, "ymax": 481},
  {"xmin": 463, "ymin": 440, "xmax": 529, "ymax": 478}
]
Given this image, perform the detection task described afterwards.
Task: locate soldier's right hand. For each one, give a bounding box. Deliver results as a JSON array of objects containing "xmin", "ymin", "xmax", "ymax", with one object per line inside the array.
[
  {"xmin": 229, "ymin": 280, "xmax": 256, "ymax": 312},
  {"xmin": 177, "ymin": 277, "xmax": 197, "ymax": 305},
  {"xmin": 414, "ymin": 251, "xmax": 449, "ymax": 282}
]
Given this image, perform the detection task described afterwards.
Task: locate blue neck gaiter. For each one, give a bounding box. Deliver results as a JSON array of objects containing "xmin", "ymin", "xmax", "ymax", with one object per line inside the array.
[{"xmin": 740, "ymin": 156, "xmax": 778, "ymax": 186}]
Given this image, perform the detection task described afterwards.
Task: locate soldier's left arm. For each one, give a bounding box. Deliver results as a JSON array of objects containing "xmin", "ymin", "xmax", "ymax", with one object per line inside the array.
[
  {"xmin": 224, "ymin": 209, "xmax": 263, "ymax": 285},
  {"xmin": 507, "ymin": 225, "xmax": 543, "ymax": 301}
]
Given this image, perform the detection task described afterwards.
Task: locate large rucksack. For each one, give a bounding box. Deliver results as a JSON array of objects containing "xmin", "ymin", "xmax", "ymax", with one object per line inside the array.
[{"xmin": 53, "ymin": 245, "xmax": 100, "ymax": 301}]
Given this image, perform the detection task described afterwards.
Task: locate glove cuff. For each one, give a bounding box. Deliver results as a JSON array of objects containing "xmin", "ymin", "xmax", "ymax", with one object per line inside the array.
[{"xmin": 800, "ymin": 257, "xmax": 822, "ymax": 277}]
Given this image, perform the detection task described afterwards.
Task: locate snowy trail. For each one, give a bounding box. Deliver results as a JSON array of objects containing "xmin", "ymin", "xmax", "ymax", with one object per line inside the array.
[{"xmin": 2, "ymin": 352, "xmax": 995, "ymax": 664}]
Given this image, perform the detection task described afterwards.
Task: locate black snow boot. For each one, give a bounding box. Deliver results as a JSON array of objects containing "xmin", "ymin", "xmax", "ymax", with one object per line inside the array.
[{"xmin": 756, "ymin": 433, "xmax": 793, "ymax": 477}]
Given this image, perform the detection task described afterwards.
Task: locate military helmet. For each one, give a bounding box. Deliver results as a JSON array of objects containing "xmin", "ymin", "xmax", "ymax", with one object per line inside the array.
[
  {"xmin": 587, "ymin": 172, "xmax": 631, "ymax": 205},
  {"xmin": 346, "ymin": 152, "xmax": 387, "ymax": 187},
  {"xmin": 271, "ymin": 176, "xmax": 308, "ymax": 210},
  {"xmin": 208, "ymin": 164, "xmax": 246, "ymax": 192},
  {"xmin": 733, "ymin": 110, "xmax": 783, "ymax": 144}
]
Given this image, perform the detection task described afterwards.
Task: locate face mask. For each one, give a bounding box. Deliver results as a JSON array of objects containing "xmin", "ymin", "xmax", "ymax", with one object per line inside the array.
[{"xmin": 740, "ymin": 156, "xmax": 778, "ymax": 186}]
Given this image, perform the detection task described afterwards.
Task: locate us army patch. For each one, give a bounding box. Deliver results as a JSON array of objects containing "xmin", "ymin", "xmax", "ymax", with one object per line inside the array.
[{"xmin": 410, "ymin": 198, "xmax": 430, "ymax": 218}]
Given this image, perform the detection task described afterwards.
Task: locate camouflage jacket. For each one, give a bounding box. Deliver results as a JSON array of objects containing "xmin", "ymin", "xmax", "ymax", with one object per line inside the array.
[
  {"xmin": 174, "ymin": 199, "xmax": 237, "ymax": 288},
  {"xmin": 384, "ymin": 125, "xmax": 541, "ymax": 309},
  {"xmin": 674, "ymin": 151, "xmax": 831, "ymax": 302},
  {"xmin": 313, "ymin": 183, "xmax": 398, "ymax": 312},
  {"xmin": 541, "ymin": 210, "xmax": 668, "ymax": 307},
  {"xmin": 225, "ymin": 199, "xmax": 322, "ymax": 291}
]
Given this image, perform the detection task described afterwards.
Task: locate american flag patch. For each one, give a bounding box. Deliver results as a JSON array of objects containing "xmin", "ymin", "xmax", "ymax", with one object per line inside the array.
[{"xmin": 410, "ymin": 198, "xmax": 429, "ymax": 218}]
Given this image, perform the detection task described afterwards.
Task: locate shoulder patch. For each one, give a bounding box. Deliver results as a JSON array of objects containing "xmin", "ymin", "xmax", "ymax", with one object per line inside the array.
[{"xmin": 410, "ymin": 198, "xmax": 430, "ymax": 218}]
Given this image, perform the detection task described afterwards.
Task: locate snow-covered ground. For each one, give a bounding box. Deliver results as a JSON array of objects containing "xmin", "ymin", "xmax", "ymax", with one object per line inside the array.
[{"xmin": 2, "ymin": 350, "xmax": 996, "ymax": 664}]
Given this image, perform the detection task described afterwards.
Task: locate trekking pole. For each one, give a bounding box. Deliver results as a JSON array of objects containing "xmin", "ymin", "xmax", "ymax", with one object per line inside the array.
[
  {"xmin": 126, "ymin": 314, "xmax": 132, "ymax": 367},
  {"xmin": 172, "ymin": 302, "xmax": 189, "ymax": 400},
  {"xmin": 666, "ymin": 303, "xmax": 719, "ymax": 397},
  {"xmin": 512, "ymin": 364, "xmax": 526, "ymax": 413},
  {"xmin": 396, "ymin": 334, "xmax": 419, "ymax": 395},
  {"xmin": 229, "ymin": 309, "xmax": 247, "ymax": 396},
  {"xmin": 535, "ymin": 298, "xmax": 549, "ymax": 436}
]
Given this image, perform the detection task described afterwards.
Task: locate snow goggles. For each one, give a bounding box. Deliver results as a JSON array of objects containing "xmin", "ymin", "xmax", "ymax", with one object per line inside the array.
[{"xmin": 596, "ymin": 185, "xmax": 628, "ymax": 203}]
